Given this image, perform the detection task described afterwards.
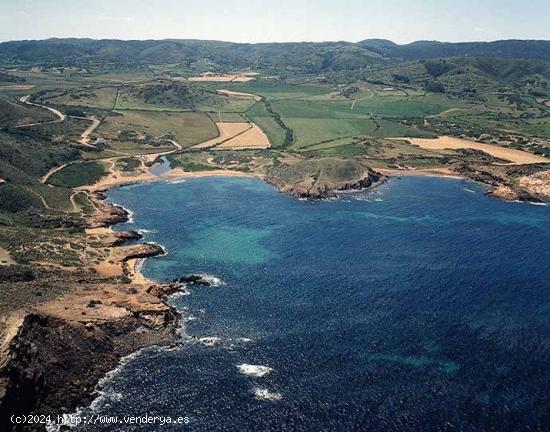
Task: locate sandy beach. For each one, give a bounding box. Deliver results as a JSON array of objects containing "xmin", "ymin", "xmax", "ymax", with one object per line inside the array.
[{"xmin": 84, "ymin": 162, "xmax": 261, "ymax": 286}]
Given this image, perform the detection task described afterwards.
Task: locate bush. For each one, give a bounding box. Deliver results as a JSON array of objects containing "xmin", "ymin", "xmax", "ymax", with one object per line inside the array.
[
  {"xmin": 0, "ymin": 184, "xmax": 34, "ymax": 212},
  {"xmin": 424, "ymin": 82, "xmax": 445, "ymax": 93},
  {"xmin": 0, "ymin": 265, "xmax": 34, "ymax": 282}
]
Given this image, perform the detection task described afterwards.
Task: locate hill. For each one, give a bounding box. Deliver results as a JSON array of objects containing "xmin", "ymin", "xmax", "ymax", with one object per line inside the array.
[
  {"xmin": 359, "ymin": 39, "xmax": 550, "ymax": 61},
  {"xmin": 0, "ymin": 96, "xmax": 55, "ymax": 128},
  {"xmin": 0, "ymin": 39, "xmax": 385, "ymax": 72},
  {"xmin": 2, "ymin": 38, "xmax": 550, "ymax": 73}
]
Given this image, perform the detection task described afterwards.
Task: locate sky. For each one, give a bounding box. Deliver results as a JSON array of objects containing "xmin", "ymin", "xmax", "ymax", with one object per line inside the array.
[{"xmin": 0, "ymin": 0, "xmax": 549, "ymax": 44}]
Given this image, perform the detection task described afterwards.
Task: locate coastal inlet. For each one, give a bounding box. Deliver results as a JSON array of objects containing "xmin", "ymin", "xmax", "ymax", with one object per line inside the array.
[{"xmin": 76, "ymin": 175, "xmax": 550, "ymax": 432}]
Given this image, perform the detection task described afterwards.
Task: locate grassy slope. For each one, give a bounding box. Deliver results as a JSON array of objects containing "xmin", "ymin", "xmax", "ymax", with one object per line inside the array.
[
  {"xmin": 47, "ymin": 161, "xmax": 106, "ymax": 188},
  {"xmin": 99, "ymin": 110, "xmax": 218, "ymax": 148}
]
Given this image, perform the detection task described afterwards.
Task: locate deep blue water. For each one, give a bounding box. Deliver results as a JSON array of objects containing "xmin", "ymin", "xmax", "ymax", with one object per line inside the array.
[{"xmin": 81, "ymin": 176, "xmax": 550, "ymax": 431}]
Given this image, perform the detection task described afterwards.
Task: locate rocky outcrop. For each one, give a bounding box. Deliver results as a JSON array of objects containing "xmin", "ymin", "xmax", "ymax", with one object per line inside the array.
[
  {"xmin": 88, "ymin": 204, "xmax": 129, "ymax": 228},
  {"xmin": 0, "ymin": 307, "xmax": 179, "ymax": 431},
  {"xmin": 111, "ymin": 230, "xmax": 142, "ymax": 246},
  {"xmin": 454, "ymin": 163, "xmax": 546, "ymax": 203},
  {"xmin": 172, "ymin": 275, "xmax": 213, "ymax": 286},
  {"xmin": 269, "ymin": 169, "xmax": 384, "ymax": 199},
  {"xmin": 0, "ymin": 193, "xmax": 179, "ymax": 431},
  {"xmin": 114, "ymin": 243, "xmax": 165, "ymax": 262}
]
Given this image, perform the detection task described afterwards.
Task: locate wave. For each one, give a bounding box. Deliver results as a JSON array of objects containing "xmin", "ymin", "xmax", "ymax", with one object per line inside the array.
[
  {"xmin": 169, "ymin": 179, "xmax": 187, "ymax": 184},
  {"xmin": 198, "ymin": 336, "xmax": 221, "ymax": 347},
  {"xmin": 117, "ymin": 204, "xmax": 135, "ymax": 224},
  {"xmin": 170, "ymin": 291, "xmax": 191, "ymax": 300},
  {"xmin": 137, "ymin": 228, "xmax": 157, "ymax": 234},
  {"xmin": 253, "ymin": 388, "xmax": 282, "ymax": 401},
  {"xmin": 198, "ymin": 273, "xmax": 225, "ymax": 287},
  {"xmin": 237, "ymin": 364, "xmax": 273, "ymax": 377}
]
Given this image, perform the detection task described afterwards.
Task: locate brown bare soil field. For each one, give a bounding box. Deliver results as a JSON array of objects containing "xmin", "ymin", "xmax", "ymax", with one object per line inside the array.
[
  {"xmin": 394, "ymin": 136, "xmax": 549, "ymax": 165},
  {"xmin": 217, "ymin": 89, "xmax": 262, "ymax": 101},
  {"xmin": 0, "ymin": 84, "xmax": 35, "ymax": 91},
  {"xmin": 193, "ymin": 122, "xmax": 251, "ymax": 148},
  {"xmin": 217, "ymin": 123, "xmax": 270, "ymax": 149},
  {"xmin": 188, "ymin": 75, "xmax": 255, "ymax": 82}
]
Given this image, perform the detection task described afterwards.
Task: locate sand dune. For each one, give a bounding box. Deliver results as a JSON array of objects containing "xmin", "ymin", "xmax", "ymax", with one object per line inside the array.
[{"xmin": 394, "ymin": 136, "xmax": 548, "ymax": 165}]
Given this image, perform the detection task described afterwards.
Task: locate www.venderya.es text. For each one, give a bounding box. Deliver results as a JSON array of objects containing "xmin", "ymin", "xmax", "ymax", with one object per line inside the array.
[{"xmin": 10, "ymin": 414, "xmax": 190, "ymax": 427}]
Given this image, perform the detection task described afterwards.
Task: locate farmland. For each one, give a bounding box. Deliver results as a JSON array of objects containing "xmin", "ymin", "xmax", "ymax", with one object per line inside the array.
[{"xmin": 0, "ymin": 52, "xmax": 549, "ymax": 214}]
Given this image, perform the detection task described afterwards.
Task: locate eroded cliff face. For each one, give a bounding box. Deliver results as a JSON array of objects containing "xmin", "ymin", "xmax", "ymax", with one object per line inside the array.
[
  {"xmin": 0, "ymin": 193, "xmax": 186, "ymax": 431},
  {"xmin": 0, "ymin": 302, "xmax": 180, "ymax": 430}
]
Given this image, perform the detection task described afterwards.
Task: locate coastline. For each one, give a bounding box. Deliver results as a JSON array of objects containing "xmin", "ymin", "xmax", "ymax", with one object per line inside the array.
[
  {"xmin": 80, "ymin": 165, "xmax": 260, "ymax": 194},
  {"xmin": 0, "ymin": 155, "xmax": 547, "ymax": 426}
]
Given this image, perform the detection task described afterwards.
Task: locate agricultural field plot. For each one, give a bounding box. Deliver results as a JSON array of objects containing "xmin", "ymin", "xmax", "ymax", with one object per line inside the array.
[
  {"xmin": 197, "ymin": 81, "xmax": 332, "ymax": 100},
  {"xmin": 115, "ymin": 85, "xmax": 256, "ymax": 112},
  {"xmin": 429, "ymin": 107, "xmax": 550, "ymax": 139},
  {"xmin": 271, "ymin": 99, "xmax": 369, "ymax": 119},
  {"xmin": 272, "ymin": 94, "xmax": 468, "ymax": 119},
  {"xmin": 248, "ymin": 115, "xmax": 287, "ymax": 148},
  {"xmin": 284, "ymin": 117, "xmax": 378, "ymax": 148},
  {"xmin": 216, "ymin": 89, "xmax": 262, "ymax": 101},
  {"xmin": 304, "ymin": 136, "xmax": 444, "ymax": 162},
  {"xmin": 38, "ymin": 87, "xmax": 118, "ymax": 109},
  {"xmin": 0, "ymin": 84, "xmax": 35, "ymax": 92},
  {"xmin": 107, "ymin": 141, "xmax": 175, "ymax": 155},
  {"xmin": 217, "ymin": 124, "xmax": 270, "ymax": 149},
  {"xmin": 396, "ymin": 136, "xmax": 549, "ymax": 164},
  {"xmin": 193, "ymin": 122, "xmax": 271, "ymax": 149},
  {"xmin": 524, "ymin": 117, "xmax": 550, "ymax": 138},
  {"xmin": 98, "ymin": 110, "xmax": 218, "ymax": 148},
  {"xmin": 187, "ymin": 74, "xmax": 255, "ymax": 82},
  {"xmin": 206, "ymin": 112, "xmax": 247, "ymax": 122},
  {"xmin": 193, "ymin": 123, "xmax": 251, "ymax": 148}
]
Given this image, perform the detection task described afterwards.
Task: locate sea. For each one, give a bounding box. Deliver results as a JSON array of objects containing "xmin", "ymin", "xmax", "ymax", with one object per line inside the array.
[{"xmin": 73, "ymin": 175, "xmax": 550, "ymax": 431}]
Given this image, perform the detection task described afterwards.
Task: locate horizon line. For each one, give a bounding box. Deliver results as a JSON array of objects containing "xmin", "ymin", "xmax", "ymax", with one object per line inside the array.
[{"xmin": 1, "ymin": 36, "xmax": 550, "ymax": 45}]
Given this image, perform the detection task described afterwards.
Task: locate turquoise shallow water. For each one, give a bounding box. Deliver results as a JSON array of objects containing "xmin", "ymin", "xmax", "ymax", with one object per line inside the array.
[{"xmin": 79, "ymin": 176, "xmax": 550, "ymax": 431}]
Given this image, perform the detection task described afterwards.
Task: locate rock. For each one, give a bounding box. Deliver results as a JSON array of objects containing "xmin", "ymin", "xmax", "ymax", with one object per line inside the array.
[
  {"xmin": 173, "ymin": 275, "xmax": 211, "ymax": 286},
  {"xmin": 110, "ymin": 230, "xmax": 143, "ymax": 246}
]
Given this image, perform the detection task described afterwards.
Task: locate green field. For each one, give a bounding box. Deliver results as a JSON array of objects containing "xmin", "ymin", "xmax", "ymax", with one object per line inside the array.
[
  {"xmin": 249, "ymin": 116, "xmax": 287, "ymax": 148},
  {"xmin": 198, "ymin": 81, "xmax": 332, "ymax": 100},
  {"xmin": 99, "ymin": 110, "xmax": 218, "ymax": 147},
  {"xmin": 283, "ymin": 117, "xmax": 376, "ymax": 148},
  {"xmin": 114, "ymin": 86, "xmax": 256, "ymax": 112},
  {"xmin": 40, "ymin": 86, "xmax": 118, "ymax": 109},
  {"xmin": 47, "ymin": 161, "xmax": 106, "ymax": 188}
]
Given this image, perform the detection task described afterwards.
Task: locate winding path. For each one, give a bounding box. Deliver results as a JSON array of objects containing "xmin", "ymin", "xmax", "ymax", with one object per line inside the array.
[
  {"xmin": 16, "ymin": 95, "xmax": 66, "ymax": 127},
  {"xmin": 72, "ymin": 115, "xmax": 101, "ymax": 146},
  {"xmin": 41, "ymin": 163, "xmax": 71, "ymax": 184}
]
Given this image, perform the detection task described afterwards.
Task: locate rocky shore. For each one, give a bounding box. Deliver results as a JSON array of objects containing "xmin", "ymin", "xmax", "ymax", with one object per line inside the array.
[
  {"xmin": 267, "ymin": 169, "xmax": 384, "ymax": 199},
  {"xmin": 0, "ymin": 159, "xmax": 547, "ymax": 431},
  {"xmin": 454, "ymin": 162, "xmax": 550, "ymax": 203},
  {"xmin": 0, "ymin": 197, "xmax": 185, "ymax": 431}
]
